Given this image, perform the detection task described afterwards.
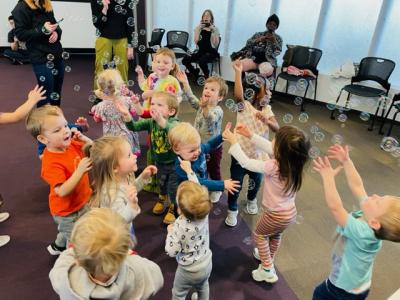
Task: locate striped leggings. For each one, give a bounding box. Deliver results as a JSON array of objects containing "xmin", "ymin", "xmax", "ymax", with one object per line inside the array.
[{"xmin": 253, "ymin": 206, "xmax": 297, "ymax": 269}]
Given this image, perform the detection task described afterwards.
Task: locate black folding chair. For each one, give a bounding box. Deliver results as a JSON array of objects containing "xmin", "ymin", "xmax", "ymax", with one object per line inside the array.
[
  {"xmin": 145, "ymin": 28, "xmax": 165, "ymax": 59},
  {"xmin": 274, "ymin": 46, "xmax": 322, "ymax": 111},
  {"xmin": 379, "ymin": 93, "xmax": 400, "ymax": 136},
  {"xmin": 330, "ymin": 57, "xmax": 396, "ymax": 131},
  {"xmin": 165, "ymin": 30, "xmax": 189, "ymax": 60}
]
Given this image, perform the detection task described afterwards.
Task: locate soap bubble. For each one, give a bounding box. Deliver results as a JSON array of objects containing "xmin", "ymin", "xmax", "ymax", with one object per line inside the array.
[
  {"xmin": 47, "ymin": 54, "xmax": 54, "ymax": 61},
  {"xmin": 359, "ymin": 112, "xmax": 370, "ymax": 122},
  {"xmin": 95, "ymin": 29, "xmax": 101, "ymax": 37},
  {"xmin": 65, "ymin": 66, "xmax": 71, "ymax": 72},
  {"xmin": 46, "ymin": 61, "xmax": 54, "ymax": 69},
  {"xmin": 298, "ymin": 112, "xmax": 309, "ymax": 123},
  {"xmin": 331, "ymin": 134, "xmax": 344, "ymax": 145},
  {"xmin": 244, "ymin": 88, "xmax": 255, "ymax": 100},
  {"xmin": 380, "ymin": 137, "xmax": 399, "ymax": 152},
  {"xmin": 230, "ymin": 104, "xmax": 238, "ymax": 113},
  {"xmin": 73, "ymin": 85, "xmax": 80, "ymax": 92},
  {"xmin": 115, "ymin": 5, "xmax": 122, "ymax": 13},
  {"xmin": 308, "ymin": 146, "xmax": 320, "ymax": 159},
  {"xmin": 127, "ymin": 80, "xmax": 134, "ymax": 87},
  {"xmin": 237, "ymin": 102, "xmax": 245, "ymax": 111},
  {"xmin": 138, "ymin": 45, "xmax": 146, "ymax": 52},
  {"xmin": 326, "ymin": 102, "xmax": 336, "ymax": 110},
  {"xmin": 197, "ymin": 76, "xmax": 205, "ymax": 86},
  {"xmin": 314, "ymin": 132, "xmax": 325, "ymax": 143},
  {"xmin": 248, "ymin": 178, "xmax": 256, "ymax": 190},
  {"xmin": 140, "ymin": 29, "xmax": 146, "ymax": 35},
  {"xmin": 127, "ymin": 17, "xmax": 134, "ymax": 27},
  {"xmin": 391, "ymin": 147, "xmax": 400, "ymax": 158},
  {"xmin": 283, "ymin": 113, "xmax": 293, "ymax": 124},
  {"xmin": 242, "ymin": 236, "xmax": 252, "ymax": 245},
  {"xmin": 39, "ymin": 76, "xmax": 46, "ymax": 82},
  {"xmin": 88, "ymin": 95, "xmax": 96, "ymax": 103},
  {"xmin": 128, "ymin": 1, "xmax": 134, "ymax": 9},
  {"xmin": 213, "ymin": 207, "xmax": 221, "ymax": 216},
  {"xmin": 113, "ymin": 56, "xmax": 121, "ymax": 65},
  {"xmin": 295, "ymin": 214, "xmax": 304, "ymax": 225},
  {"xmin": 296, "ymin": 78, "xmax": 307, "ymax": 90},
  {"xmin": 337, "ymin": 114, "xmax": 347, "ymax": 122},
  {"xmin": 171, "ymin": 34, "xmax": 179, "ymax": 42},
  {"xmin": 121, "ymin": 9, "xmax": 127, "ymax": 15},
  {"xmin": 101, "ymin": 15, "xmax": 107, "ymax": 22},
  {"xmin": 225, "ymin": 99, "xmax": 235, "ymax": 109},
  {"xmin": 245, "ymin": 72, "xmax": 257, "ymax": 85},
  {"xmin": 50, "ymin": 92, "xmax": 60, "ymax": 101},
  {"xmin": 51, "ymin": 69, "xmax": 58, "ymax": 76},
  {"xmin": 288, "ymin": 85, "xmax": 297, "ymax": 94},
  {"xmin": 61, "ymin": 51, "xmax": 70, "ymax": 60},
  {"xmin": 294, "ymin": 97, "xmax": 303, "ymax": 106},
  {"xmin": 310, "ymin": 125, "xmax": 319, "ymax": 134}
]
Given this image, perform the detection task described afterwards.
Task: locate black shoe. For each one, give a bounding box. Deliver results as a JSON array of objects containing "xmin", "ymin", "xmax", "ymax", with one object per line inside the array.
[{"xmin": 47, "ymin": 242, "xmax": 66, "ymax": 255}]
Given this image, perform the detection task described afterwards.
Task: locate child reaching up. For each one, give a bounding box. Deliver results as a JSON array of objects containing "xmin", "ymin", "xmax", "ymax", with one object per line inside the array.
[
  {"xmin": 176, "ymin": 70, "xmax": 228, "ymax": 203},
  {"xmin": 85, "ymin": 135, "xmax": 157, "ymax": 245},
  {"xmin": 165, "ymin": 181, "xmax": 212, "ymax": 300},
  {"xmin": 50, "ymin": 208, "xmax": 164, "ymax": 300},
  {"xmin": 224, "ymin": 60, "xmax": 279, "ymax": 227},
  {"xmin": 312, "ymin": 145, "xmax": 400, "ymax": 300},
  {"xmin": 90, "ymin": 69, "xmax": 141, "ymax": 156},
  {"xmin": 223, "ymin": 123, "xmax": 310, "ymax": 283}
]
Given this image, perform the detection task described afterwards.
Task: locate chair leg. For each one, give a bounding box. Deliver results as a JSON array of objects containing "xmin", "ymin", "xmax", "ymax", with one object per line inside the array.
[
  {"xmin": 285, "ymin": 80, "xmax": 289, "ymax": 94},
  {"xmin": 273, "ymin": 76, "xmax": 280, "ymax": 92},
  {"xmin": 379, "ymin": 103, "xmax": 394, "ymax": 135},
  {"xmin": 330, "ymin": 89, "xmax": 343, "ymax": 120},
  {"xmin": 369, "ymin": 98, "xmax": 382, "ymax": 131},
  {"xmin": 387, "ymin": 111, "xmax": 399, "ymax": 136},
  {"xmin": 314, "ymin": 78, "xmax": 318, "ymax": 104},
  {"xmin": 218, "ymin": 59, "xmax": 221, "ymax": 76},
  {"xmin": 301, "ymin": 81, "xmax": 310, "ymax": 112}
]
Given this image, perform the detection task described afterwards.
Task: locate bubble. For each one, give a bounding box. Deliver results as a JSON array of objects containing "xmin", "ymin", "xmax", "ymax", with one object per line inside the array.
[
  {"xmin": 326, "ymin": 102, "xmax": 336, "ymax": 110},
  {"xmin": 39, "ymin": 76, "xmax": 46, "ymax": 82},
  {"xmin": 380, "ymin": 137, "xmax": 399, "ymax": 152},
  {"xmin": 88, "ymin": 95, "xmax": 97, "ymax": 103},
  {"xmin": 244, "ymin": 88, "xmax": 255, "ymax": 100},
  {"xmin": 391, "ymin": 147, "xmax": 400, "ymax": 158},
  {"xmin": 171, "ymin": 34, "xmax": 179, "ymax": 42},
  {"xmin": 225, "ymin": 99, "xmax": 235, "ymax": 109},
  {"xmin": 213, "ymin": 207, "xmax": 221, "ymax": 216},
  {"xmin": 121, "ymin": 9, "xmax": 127, "ymax": 15},
  {"xmin": 101, "ymin": 15, "xmax": 107, "ymax": 22},
  {"xmin": 266, "ymin": 77, "xmax": 275, "ymax": 89},
  {"xmin": 298, "ymin": 112, "xmax": 309, "ymax": 123},
  {"xmin": 337, "ymin": 113, "xmax": 347, "ymax": 123},
  {"xmin": 259, "ymin": 96, "xmax": 270, "ymax": 107},
  {"xmin": 138, "ymin": 45, "xmax": 146, "ymax": 52},
  {"xmin": 242, "ymin": 236, "xmax": 252, "ymax": 246},
  {"xmin": 73, "ymin": 85, "xmax": 80, "ymax": 92},
  {"xmin": 314, "ymin": 132, "xmax": 325, "ymax": 143},
  {"xmin": 51, "ymin": 68, "xmax": 58, "ymax": 76},
  {"xmin": 118, "ymin": 0, "xmax": 126, "ymax": 5},
  {"xmin": 248, "ymin": 178, "xmax": 255, "ymax": 190},
  {"xmin": 65, "ymin": 66, "xmax": 71, "ymax": 72},
  {"xmin": 308, "ymin": 146, "xmax": 320, "ymax": 159},
  {"xmin": 127, "ymin": 80, "xmax": 134, "ymax": 87},
  {"xmin": 359, "ymin": 112, "xmax": 370, "ymax": 122},
  {"xmin": 128, "ymin": 1, "xmax": 134, "ymax": 9},
  {"xmin": 295, "ymin": 214, "xmax": 304, "ymax": 225},
  {"xmin": 294, "ymin": 97, "xmax": 303, "ymax": 106},
  {"xmin": 115, "ymin": 5, "xmax": 122, "ymax": 13},
  {"xmin": 96, "ymin": 29, "xmax": 101, "ymax": 37},
  {"xmin": 254, "ymin": 76, "xmax": 265, "ymax": 89},
  {"xmin": 331, "ymin": 134, "xmax": 344, "ymax": 145},
  {"xmin": 61, "ymin": 51, "xmax": 70, "ymax": 60},
  {"xmin": 127, "ymin": 17, "xmax": 134, "ymax": 27},
  {"xmin": 230, "ymin": 104, "xmax": 238, "ymax": 113},
  {"xmin": 92, "ymin": 15, "xmax": 97, "ymax": 23},
  {"xmin": 340, "ymin": 123, "xmax": 346, "ymax": 128},
  {"xmin": 237, "ymin": 102, "xmax": 245, "ymax": 111},
  {"xmin": 283, "ymin": 113, "xmax": 293, "ymax": 124},
  {"xmin": 296, "ymin": 78, "xmax": 307, "ymax": 90},
  {"xmin": 310, "ymin": 125, "xmax": 319, "ymax": 134},
  {"xmin": 139, "ymin": 29, "xmax": 146, "ymax": 35},
  {"xmin": 113, "ymin": 56, "xmax": 121, "ymax": 65},
  {"xmin": 197, "ymin": 76, "xmax": 205, "ymax": 86},
  {"xmin": 245, "ymin": 72, "xmax": 257, "ymax": 85},
  {"xmin": 45, "ymin": 61, "xmax": 54, "ymax": 69},
  {"xmin": 50, "ymin": 92, "xmax": 60, "ymax": 101},
  {"xmin": 288, "ymin": 85, "xmax": 297, "ymax": 94},
  {"xmin": 47, "ymin": 54, "xmax": 54, "ymax": 61}
]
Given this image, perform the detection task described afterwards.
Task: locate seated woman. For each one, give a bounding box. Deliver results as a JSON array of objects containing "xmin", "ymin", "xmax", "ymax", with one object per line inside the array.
[
  {"xmin": 182, "ymin": 9, "xmax": 220, "ymax": 78},
  {"xmin": 231, "ymin": 14, "xmax": 282, "ymax": 78}
]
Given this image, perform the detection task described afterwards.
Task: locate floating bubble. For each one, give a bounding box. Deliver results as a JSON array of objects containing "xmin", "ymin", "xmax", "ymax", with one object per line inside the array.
[
  {"xmin": 331, "ymin": 134, "xmax": 344, "ymax": 145},
  {"xmin": 310, "ymin": 125, "xmax": 319, "ymax": 134},
  {"xmin": 96, "ymin": 29, "xmax": 101, "ymax": 37},
  {"xmin": 39, "ymin": 76, "xmax": 46, "ymax": 82},
  {"xmin": 65, "ymin": 66, "xmax": 71, "ymax": 72},
  {"xmin": 113, "ymin": 56, "xmax": 121, "ymax": 65},
  {"xmin": 266, "ymin": 77, "xmax": 275, "ymax": 89},
  {"xmin": 51, "ymin": 68, "xmax": 58, "ymax": 76},
  {"xmin": 380, "ymin": 137, "xmax": 399, "ymax": 152},
  {"xmin": 128, "ymin": 1, "xmax": 134, "ymax": 9},
  {"xmin": 298, "ymin": 112, "xmax": 309, "ymax": 123},
  {"xmin": 242, "ymin": 236, "xmax": 252, "ymax": 246},
  {"xmin": 225, "ymin": 98, "xmax": 235, "ymax": 109},
  {"xmin": 296, "ymin": 78, "xmax": 307, "ymax": 90},
  {"xmin": 337, "ymin": 113, "xmax": 347, "ymax": 122},
  {"xmin": 171, "ymin": 34, "xmax": 179, "ymax": 42},
  {"xmin": 127, "ymin": 80, "xmax": 134, "ymax": 87},
  {"xmin": 197, "ymin": 76, "xmax": 205, "ymax": 86},
  {"xmin": 248, "ymin": 178, "xmax": 255, "ymax": 190},
  {"xmin": 138, "ymin": 45, "xmax": 146, "ymax": 52},
  {"xmin": 259, "ymin": 96, "xmax": 270, "ymax": 107},
  {"xmin": 61, "ymin": 51, "xmax": 70, "ymax": 60},
  {"xmin": 121, "ymin": 9, "xmax": 127, "ymax": 15},
  {"xmin": 115, "ymin": 5, "xmax": 122, "ymax": 13},
  {"xmin": 101, "ymin": 15, "xmax": 107, "ymax": 22},
  {"xmin": 237, "ymin": 102, "xmax": 245, "ymax": 111},
  {"xmin": 88, "ymin": 95, "xmax": 96, "ymax": 103},
  {"xmin": 73, "ymin": 85, "xmax": 80, "ymax": 92},
  {"xmin": 294, "ymin": 97, "xmax": 303, "ymax": 106},
  {"xmin": 359, "ymin": 112, "xmax": 370, "ymax": 122},
  {"xmin": 326, "ymin": 102, "xmax": 336, "ymax": 110},
  {"xmin": 340, "ymin": 123, "xmax": 346, "ymax": 128},
  {"xmin": 314, "ymin": 132, "xmax": 325, "ymax": 143},
  {"xmin": 283, "ymin": 113, "xmax": 293, "ymax": 124},
  {"xmin": 288, "ymin": 85, "xmax": 297, "ymax": 94},
  {"xmin": 47, "ymin": 54, "xmax": 54, "ymax": 61},
  {"xmin": 46, "ymin": 61, "xmax": 54, "ymax": 69},
  {"xmin": 245, "ymin": 72, "xmax": 257, "ymax": 85},
  {"xmin": 50, "ymin": 92, "xmax": 60, "ymax": 101},
  {"xmin": 308, "ymin": 146, "xmax": 320, "ymax": 159},
  {"xmin": 127, "ymin": 17, "xmax": 134, "ymax": 27},
  {"xmin": 254, "ymin": 76, "xmax": 265, "ymax": 89},
  {"xmin": 244, "ymin": 88, "xmax": 255, "ymax": 100},
  {"xmin": 391, "ymin": 147, "xmax": 400, "ymax": 158},
  {"xmin": 230, "ymin": 104, "xmax": 238, "ymax": 113},
  {"xmin": 118, "ymin": 0, "xmax": 126, "ymax": 5},
  {"xmin": 295, "ymin": 214, "xmax": 304, "ymax": 225},
  {"xmin": 139, "ymin": 29, "xmax": 146, "ymax": 35}
]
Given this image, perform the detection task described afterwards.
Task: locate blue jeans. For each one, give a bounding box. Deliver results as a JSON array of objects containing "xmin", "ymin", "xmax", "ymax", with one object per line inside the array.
[
  {"xmin": 313, "ymin": 279, "xmax": 369, "ymax": 300},
  {"xmin": 227, "ymin": 156, "xmax": 262, "ymax": 211},
  {"xmin": 32, "ymin": 59, "xmax": 65, "ymax": 107}
]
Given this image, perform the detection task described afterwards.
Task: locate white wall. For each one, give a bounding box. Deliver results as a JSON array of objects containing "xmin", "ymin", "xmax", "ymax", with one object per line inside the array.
[{"xmin": 1, "ymin": 1, "xmax": 96, "ymax": 48}]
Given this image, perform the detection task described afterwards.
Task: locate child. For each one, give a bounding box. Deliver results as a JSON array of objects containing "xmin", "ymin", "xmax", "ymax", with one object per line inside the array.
[
  {"xmin": 84, "ymin": 135, "xmax": 157, "ymax": 244},
  {"xmin": 117, "ymin": 91, "xmax": 179, "ymax": 225},
  {"xmin": 50, "ymin": 208, "xmax": 164, "ymax": 299},
  {"xmin": 165, "ymin": 181, "xmax": 212, "ymax": 300},
  {"xmin": 176, "ymin": 70, "xmax": 228, "ymax": 203},
  {"xmin": 90, "ymin": 69, "xmax": 141, "ymax": 156},
  {"xmin": 312, "ymin": 145, "xmax": 400, "ymax": 299},
  {"xmin": 223, "ymin": 123, "xmax": 310, "ymax": 283},
  {"xmin": 168, "ymin": 122, "xmax": 240, "ymax": 206},
  {"xmin": 224, "ymin": 60, "xmax": 279, "ymax": 227},
  {"xmin": 26, "ymin": 105, "xmax": 92, "ymax": 255},
  {"xmin": 0, "ymin": 85, "xmax": 46, "ymax": 247}
]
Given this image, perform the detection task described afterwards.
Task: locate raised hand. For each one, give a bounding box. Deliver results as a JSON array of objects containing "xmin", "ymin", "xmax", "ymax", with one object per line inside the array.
[
  {"xmin": 313, "ymin": 156, "xmax": 343, "ymax": 178},
  {"xmin": 222, "ymin": 122, "xmax": 237, "ymax": 144},
  {"xmin": 75, "ymin": 117, "xmax": 89, "ymax": 132},
  {"xmin": 224, "ymin": 179, "xmax": 241, "ymax": 194},
  {"xmin": 232, "ymin": 60, "xmax": 243, "ymax": 73},
  {"xmin": 178, "ymin": 157, "xmax": 193, "ymax": 175},
  {"xmin": 115, "ymin": 99, "xmax": 131, "ymax": 119},
  {"xmin": 235, "ymin": 123, "xmax": 252, "ymax": 138},
  {"xmin": 175, "ymin": 70, "xmax": 189, "ymax": 85},
  {"xmin": 327, "ymin": 144, "xmax": 350, "ymax": 164},
  {"xmin": 28, "ymin": 85, "xmax": 46, "ymax": 104},
  {"xmin": 141, "ymin": 165, "xmax": 157, "ymax": 180},
  {"xmin": 127, "ymin": 185, "xmax": 139, "ymax": 210},
  {"xmin": 135, "ymin": 65, "xmax": 144, "ymax": 76}
]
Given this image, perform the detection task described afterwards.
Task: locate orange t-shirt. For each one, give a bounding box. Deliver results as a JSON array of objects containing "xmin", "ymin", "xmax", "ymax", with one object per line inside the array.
[{"xmin": 41, "ymin": 140, "xmax": 92, "ymax": 216}]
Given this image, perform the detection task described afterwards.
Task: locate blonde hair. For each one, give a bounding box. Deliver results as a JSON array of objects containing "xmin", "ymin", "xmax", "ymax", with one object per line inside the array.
[
  {"xmin": 152, "ymin": 91, "xmax": 179, "ymax": 116},
  {"xmin": 177, "ymin": 181, "xmax": 211, "ymax": 220},
  {"xmin": 83, "ymin": 136, "xmax": 127, "ymax": 208},
  {"xmin": 95, "ymin": 69, "xmax": 125, "ymax": 99},
  {"xmin": 168, "ymin": 122, "xmax": 200, "ymax": 152},
  {"xmin": 153, "ymin": 48, "xmax": 180, "ymax": 77},
  {"xmin": 375, "ymin": 196, "xmax": 400, "ymax": 242},
  {"xmin": 26, "ymin": 105, "xmax": 64, "ymax": 138},
  {"xmin": 205, "ymin": 76, "xmax": 229, "ymax": 98},
  {"xmin": 71, "ymin": 208, "xmax": 131, "ymax": 277}
]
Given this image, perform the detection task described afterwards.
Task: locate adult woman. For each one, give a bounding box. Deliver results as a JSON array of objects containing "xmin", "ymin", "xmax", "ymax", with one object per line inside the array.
[
  {"xmin": 182, "ymin": 9, "xmax": 220, "ymax": 79},
  {"xmin": 12, "ymin": 0, "xmax": 64, "ymax": 107},
  {"xmin": 231, "ymin": 14, "xmax": 282, "ymax": 77}
]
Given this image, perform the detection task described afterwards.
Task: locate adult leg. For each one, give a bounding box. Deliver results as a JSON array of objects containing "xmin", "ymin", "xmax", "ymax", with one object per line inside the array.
[
  {"xmin": 197, "ymin": 52, "xmax": 217, "ymax": 78},
  {"xmin": 94, "ymin": 37, "xmax": 113, "ymax": 90},
  {"xmin": 32, "ymin": 63, "xmax": 55, "ymax": 107},
  {"xmin": 52, "ymin": 58, "xmax": 65, "ymax": 107},
  {"xmin": 182, "ymin": 52, "xmax": 201, "ymax": 76},
  {"xmin": 113, "ymin": 38, "xmax": 129, "ymax": 84}
]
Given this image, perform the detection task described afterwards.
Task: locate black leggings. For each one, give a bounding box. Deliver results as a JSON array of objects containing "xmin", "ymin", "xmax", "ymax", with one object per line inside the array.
[{"xmin": 182, "ymin": 51, "xmax": 218, "ymax": 78}]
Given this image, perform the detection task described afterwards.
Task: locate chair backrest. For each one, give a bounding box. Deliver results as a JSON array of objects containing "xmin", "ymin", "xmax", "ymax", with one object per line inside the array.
[
  {"xmin": 354, "ymin": 57, "xmax": 396, "ymax": 90},
  {"xmin": 166, "ymin": 30, "xmax": 189, "ymax": 51},
  {"xmin": 290, "ymin": 46, "xmax": 323, "ymax": 74},
  {"xmin": 148, "ymin": 28, "xmax": 165, "ymax": 47}
]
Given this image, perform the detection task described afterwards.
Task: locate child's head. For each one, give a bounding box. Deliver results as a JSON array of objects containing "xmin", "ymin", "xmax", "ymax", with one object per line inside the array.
[
  {"xmin": 71, "ymin": 208, "xmax": 131, "ymax": 279},
  {"xmin": 361, "ymin": 195, "xmax": 400, "ymax": 242},
  {"xmin": 95, "ymin": 69, "xmax": 124, "ymax": 99},
  {"xmin": 151, "ymin": 91, "xmax": 179, "ymax": 118},
  {"xmin": 152, "ymin": 48, "xmax": 179, "ymax": 78},
  {"xmin": 273, "ymin": 126, "xmax": 311, "ymax": 195},
  {"xmin": 202, "ymin": 76, "xmax": 228, "ymax": 106},
  {"xmin": 177, "ymin": 181, "xmax": 211, "ymax": 221},
  {"xmin": 26, "ymin": 105, "xmax": 71, "ymax": 151},
  {"xmin": 169, "ymin": 122, "xmax": 201, "ymax": 161}
]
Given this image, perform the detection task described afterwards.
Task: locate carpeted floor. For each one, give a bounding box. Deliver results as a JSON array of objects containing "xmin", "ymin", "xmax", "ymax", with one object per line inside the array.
[{"xmin": 0, "ymin": 55, "xmax": 297, "ymax": 299}]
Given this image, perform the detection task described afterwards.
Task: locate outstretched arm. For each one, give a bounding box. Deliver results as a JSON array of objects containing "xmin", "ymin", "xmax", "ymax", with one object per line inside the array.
[{"xmin": 232, "ymin": 60, "xmax": 244, "ymax": 102}]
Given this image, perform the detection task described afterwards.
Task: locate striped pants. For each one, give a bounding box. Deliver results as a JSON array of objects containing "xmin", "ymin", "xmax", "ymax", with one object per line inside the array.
[{"xmin": 253, "ymin": 206, "xmax": 297, "ymax": 269}]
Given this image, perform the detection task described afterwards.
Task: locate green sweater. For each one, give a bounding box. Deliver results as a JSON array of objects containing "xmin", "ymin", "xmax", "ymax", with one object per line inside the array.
[{"xmin": 125, "ymin": 117, "xmax": 178, "ymax": 164}]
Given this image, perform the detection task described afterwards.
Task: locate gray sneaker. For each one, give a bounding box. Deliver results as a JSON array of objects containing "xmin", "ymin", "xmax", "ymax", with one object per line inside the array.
[{"xmin": 246, "ymin": 200, "xmax": 258, "ymax": 215}]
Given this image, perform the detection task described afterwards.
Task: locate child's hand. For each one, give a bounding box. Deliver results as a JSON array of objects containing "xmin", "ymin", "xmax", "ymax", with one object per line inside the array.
[
  {"xmin": 178, "ymin": 157, "xmax": 193, "ymax": 175},
  {"xmin": 176, "ymin": 70, "xmax": 189, "ymax": 85},
  {"xmin": 127, "ymin": 185, "xmax": 139, "ymax": 210},
  {"xmin": 150, "ymin": 109, "xmax": 164, "ymax": 124},
  {"xmin": 199, "ymin": 97, "xmax": 209, "ymax": 108},
  {"xmin": 75, "ymin": 117, "xmax": 89, "ymax": 132},
  {"xmin": 327, "ymin": 145, "xmax": 350, "ymax": 164},
  {"xmin": 115, "ymin": 99, "xmax": 131, "ymax": 120},
  {"xmin": 235, "ymin": 123, "xmax": 252, "ymax": 138},
  {"xmin": 232, "ymin": 60, "xmax": 243, "ymax": 73},
  {"xmin": 222, "ymin": 122, "xmax": 237, "ymax": 144},
  {"xmin": 224, "ymin": 179, "xmax": 241, "ymax": 195},
  {"xmin": 135, "ymin": 65, "xmax": 144, "ymax": 76},
  {"xmin": 255, "ymin": 111, "xmax": 268, "ymax": 124},
  {"xmin": 71, "ymin": 127, "xmax": 83, "ymax": 140},
  {"xmin": 130, "ymin": 94, "xmax": 140, "ymax": 104},
  {"xmin": 167, "ymin": 223, "xmax": 174, "ymax": 233},
  {"xmin": 313, "ymin": 156, "xmax": 343, "ymax": 178},
  {"xmin": 76, "ymin": 157, "xmax": 92, "ymax": 175},
  {"xmin": 141, "ymin": 165, "xmax": 157, "ymax": 180},
  {"xmin": 142, "ymin": 90, "xmax": 154, "ymax": 99},
  {"xmin": 28, "ymin": 85, "xmax": 46, "ymax": 104}
]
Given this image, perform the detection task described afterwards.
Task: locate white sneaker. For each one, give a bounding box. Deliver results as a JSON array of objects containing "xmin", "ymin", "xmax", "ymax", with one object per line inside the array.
[
  {"xmin": 252, "ymin": 264, "xmax": 278, "ymax": 283},
  {"xmin": 246, "ymin": 200, "xmax": 258, "ymax": 215},
  {"xmin": 0, "ymin": 212, "xmax": 10, "ymax": 223},
  {"xmin": 253, "ymin": 248, "xmax": 260, "ymax": 260},
  {"xmin": 210, "ymin": 191, "xmax": 222, "ymax": 203},
  {"xmin": 0, "ymin": 235, "xmax": 10, "ymax": 247},
  {"xmin": 225, "ymin": 210, "xmax": 238, "ymax": 227}
]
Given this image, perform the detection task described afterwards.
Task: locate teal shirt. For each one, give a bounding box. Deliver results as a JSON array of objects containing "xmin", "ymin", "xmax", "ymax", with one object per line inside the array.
[
  {"xmin": 125, "ymin": 117, "xmax": 178, "ymax": 164},
  {"xmin": 329, "ymin": 211, "xmax": 382, "ymax": 291}
]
